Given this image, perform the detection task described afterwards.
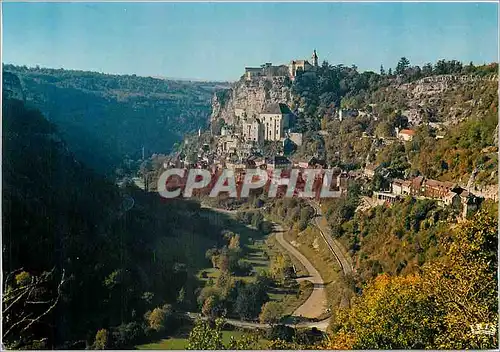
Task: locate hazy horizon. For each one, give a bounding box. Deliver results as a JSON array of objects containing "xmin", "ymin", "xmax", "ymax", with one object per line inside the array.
[{"xmin": 2, "ymin": 2, "xmax": 499, "ymax": 81}]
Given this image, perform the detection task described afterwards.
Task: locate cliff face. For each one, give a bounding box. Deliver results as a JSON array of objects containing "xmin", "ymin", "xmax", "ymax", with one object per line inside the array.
[
  {"xmin": 396, "ymin": 74, "xmax": 498, "ymax": 125},
  {"xmin": 2, "ymin": 71, "xmax": 25, "ymax": 101},
  {"xmin": 210, "ymin": 76, "xmax": 293, "ymax": 128}
]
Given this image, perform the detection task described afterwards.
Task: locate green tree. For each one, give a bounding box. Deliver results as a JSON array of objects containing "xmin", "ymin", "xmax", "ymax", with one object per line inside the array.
[
  {"xmin": 93, "ymin": 329, "xmax": 109, "ymax": 350},
  {"xmin": 379, "ymin": 65, "xmax": 386, "ymax": 76},
  {"xmin": 259, "ymin": 301, "xmax": 284, "ymax": 325},
  {"xmin": 187, "ymin": 318, "xmax": 255, "ymax": 350},
  {"xmin": 328, "ymin": 274, "xmax": 439, "ymax": 349},
  {"xmin": 395, "ymin": 57, "xmax": 410, "ymax": 75},
  {"xmin": 235, "ymin": 282, "xmax": 269, "ymax": 320},
  {"xmin": 145, "ymin": 304, "xmax": 173, "ymax": 332},
  {"xmin": 201, "ymin": 295, "xmax": 225, "ymax": 320}
]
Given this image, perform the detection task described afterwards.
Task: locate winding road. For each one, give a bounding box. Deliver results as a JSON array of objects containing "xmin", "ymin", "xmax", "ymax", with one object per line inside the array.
[
  {"xmin": 200, "ymin": 205, "xmax": 331, "ymax": 331},
  {"xmin": 273, "ymin": 224, "xmax": 328, "ymax": 319}
]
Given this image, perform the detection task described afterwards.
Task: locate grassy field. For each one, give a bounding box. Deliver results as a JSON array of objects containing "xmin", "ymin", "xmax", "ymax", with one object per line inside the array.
[
  {"xmin": 284, "ymin": 226, "xmax": 340, "ymax": 284},
  {"xmin": 283, "ymin": 224, "xmax": 354, "ymax": 317},
  {"xmin": 136, "ymin": 330, "xmax": 260, "ymax": 350},
  {"xmin": 196, "ymin": 209, "xmax": 313, "ymax": 314},
  {"xmin": 269, "ymin": 280, "xmax": 314, "ymax": 316}
]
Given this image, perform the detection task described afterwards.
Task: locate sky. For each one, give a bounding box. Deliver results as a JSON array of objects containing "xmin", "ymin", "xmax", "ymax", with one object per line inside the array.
[{"xmin": 2, "ymin": 2, "xmax": 498, "ymax": 81}]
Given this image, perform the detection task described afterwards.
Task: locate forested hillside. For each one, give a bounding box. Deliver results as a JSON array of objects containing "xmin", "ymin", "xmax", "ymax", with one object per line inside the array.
[
  {"xmin": 2, "ymin": 95, "xmax": 228, "ymax": 349},
  {"xmin": 3, "ymin": 64, "xmax": 226, "ymax": 174},
  {"xmin": 291, "ymin": 59, "xmax": 498, "ymax": 186}
]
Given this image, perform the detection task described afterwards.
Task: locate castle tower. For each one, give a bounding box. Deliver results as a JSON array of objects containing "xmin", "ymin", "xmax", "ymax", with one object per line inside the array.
[{"xmin": 312, "ymin": 49, "xmax": 318, "ymax": 67}]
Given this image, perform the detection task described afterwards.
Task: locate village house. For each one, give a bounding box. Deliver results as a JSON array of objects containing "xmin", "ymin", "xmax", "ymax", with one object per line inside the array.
[
  {"xmin": 218, "ymin": 135, "xmax": 239, "ymax": 154},
  {"xmin": 396, "ymin": 128, "xmax": 416, "ymax": 142},
  {"xmin": 296, "ymin": 160, "xmax": 309, "ymax": 169},
  {"xmin": 242, "ymin": 117, "xmax": 264, "ymax": 143},
  {"xmin": 391, "ymin": 178, "xmax": 412, "ymax": 195},
  {"xmin": 234, "ymin": 108, "xmax": 246, "ymax": 120},
  {"xmin": 244, "ymin": 63, "xmax": 289, "ymax": 81},
  {"xmin": 363, "ymin": 163, "xmax": 378, "ymax": 178},
  {"xmin": 348, "ymin": 170, "xmax": 364, "ymax": 180},
  {"xmin": 337, "ymin": 171, "xmax": 350, "ymax": 191},
  {"xmin": 442, "ymin": 190, "xmax": 461, "ymax": 208},
  {"xmin": 458, "ymin": 190, "xmax": 480, "ymax": 218},
  {"xmin": 307, "ymin": 156, "xmax": 327, "ymax": 169},
  {"xmin": 259, "ymin": 103, "xmax": 292, "ymax": 141},
  {"xmin": 221, "ymin": 125, "xmax": 235, "ymax": 136},
  {"xmin": 244, "ymin": 67, "xmax": 265, "ymax": 81},
  {"xmin": 410, "ymin": 176, "xmax": 425, "ymax": 196},
  {"xmin": 423, "ymin": 179, "xmax": 456, "ymax": 199},
  {"xmin": 373, "ymin": 191, "xmax": 399, "ymax": 204},
  {"xmin": 265, "ymin": 155, "xmax": 292, "ymax": 170}
]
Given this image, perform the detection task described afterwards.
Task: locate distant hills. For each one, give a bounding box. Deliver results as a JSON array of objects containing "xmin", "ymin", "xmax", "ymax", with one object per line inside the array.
[{"xmin": 2, "ymin": 64, "xmax": 224, "ymax": 174}]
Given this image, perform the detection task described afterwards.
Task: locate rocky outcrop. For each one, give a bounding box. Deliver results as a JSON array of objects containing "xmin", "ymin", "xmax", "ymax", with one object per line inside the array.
[
  {"xmin": 397, "ymin": 74, "xmax": 498, "ymax": 125},
  {"xmin": 2, "ymin": 71, "xmax": 24, "ymax": 101},
  {"xmin": 210, "ymin": 76, "xmax": 293, "ymax": 129}
]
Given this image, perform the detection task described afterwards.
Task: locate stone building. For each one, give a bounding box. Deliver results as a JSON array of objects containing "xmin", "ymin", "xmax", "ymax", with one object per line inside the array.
[
  {"xmin": 289, "ymin": 50, "xmax": 319, "ymax": 80},
  {"xmin": 396, "ymin": 128, "xmax": 416, "ymax": 142},
  {"xmin": 266, "ymin": 155, "xmax": 292, "ymax": 170},
  {"xmin": 244, "ymin": 63, "xmax": 288, "ymax": 81},
  {"xmin": 244, "ymin": 67, "xmax": 265, "ymax": 81},
  {"xmin": 259, "ymin": 103, "xmax": 292, "ymax": 141},
  {"xmin": 423, "ymin": 179, "xmax": 456, "ymax": 199},
  {"xmin": 392, "ymin": 178, "xmax": 412, "ymax": 195},
  {"xmin": 242, "ymin": 117, "xmax": 263, "ymax": 143}
]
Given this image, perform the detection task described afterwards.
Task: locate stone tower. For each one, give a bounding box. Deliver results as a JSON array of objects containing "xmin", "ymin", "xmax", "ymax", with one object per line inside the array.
[{"xmin": 312, "ymin": 49, "xmax": 318, "ymax": 67}]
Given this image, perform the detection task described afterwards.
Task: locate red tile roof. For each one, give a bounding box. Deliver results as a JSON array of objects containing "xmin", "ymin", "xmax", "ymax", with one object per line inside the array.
[{"xmin": 399, "ymin": 129, "xmax": 416, "ymax": 135}]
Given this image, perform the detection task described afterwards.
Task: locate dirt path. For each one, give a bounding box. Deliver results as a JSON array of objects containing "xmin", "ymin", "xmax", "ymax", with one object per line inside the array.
[
  {"xmin": 200, "ymin": 205, "xmax": 330, "ymax": 326},
  {"xmin": 273, "ymin": 224, "xmax": 328, "ymax": 319}
]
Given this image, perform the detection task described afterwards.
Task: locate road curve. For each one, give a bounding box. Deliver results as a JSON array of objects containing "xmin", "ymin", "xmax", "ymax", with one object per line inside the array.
[
  {"xmin": 185, "ymin": 312, "xmax": 331, "ymax": 332},
  {"xmin": 273, "ymin": 224, "xmax": 328, "ymax": 319},
  {"xmin": 199, "ymin": 205, "xmax": 331, "ymax": 330}
]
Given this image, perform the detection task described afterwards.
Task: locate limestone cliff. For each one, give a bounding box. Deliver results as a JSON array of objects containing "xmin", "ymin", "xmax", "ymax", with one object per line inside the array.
[
  {"xmin": 210, "ymin": 76, "xmax": 294, "ymax": 129},
  {"xmin": 396, "ymin": 74, "xmax": 497, "ymax": 125},
  {"xmin": 2, "ymin": 71, "xmax": 25, "ymax": 101}
]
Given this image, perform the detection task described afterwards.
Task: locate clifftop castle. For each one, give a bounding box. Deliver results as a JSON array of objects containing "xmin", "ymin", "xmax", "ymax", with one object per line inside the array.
[{"xmin": 244, "ymin": 49, "xmax": 319, "ymax": 81}]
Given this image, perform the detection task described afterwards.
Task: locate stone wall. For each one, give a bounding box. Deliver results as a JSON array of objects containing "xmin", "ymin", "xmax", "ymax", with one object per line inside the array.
[{"xmin": 210, "ymin": 76, "xmax": 293, "ymax": 129}]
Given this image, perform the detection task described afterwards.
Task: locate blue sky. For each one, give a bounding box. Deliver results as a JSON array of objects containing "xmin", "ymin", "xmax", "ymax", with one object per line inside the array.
[{"xmin": 2, "ymin": 2, "xmax": 498, "ymax": 81}]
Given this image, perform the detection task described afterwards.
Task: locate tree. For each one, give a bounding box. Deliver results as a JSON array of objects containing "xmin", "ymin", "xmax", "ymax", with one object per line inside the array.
[
  {"xmin": 177, "ymin": 287, "xmax": 186, "ymax": 306},
  {"xmin": 228, "ymin": 234, "xmax": 240, "ymax": 250},
  {"xmin": 395, "ymin": 57, "xmax": 410, "ymax": 75},
  {"xmin": 93, "ymin": 329, "xmax": 109, "ymax": 350},
  {"xmin": 2, "ymin": 268, "xmax": 66, "ymax": 349},
  {"xmin": 326, "ymin": 211, "xmax": 498, "ymax": 350},
  {"xmin": 259, "ymin": 301, "xmax": 284, "ymax": 325},
  {"xmin": 201, "ymin": 295, "xmax": 225, "ymax": 320},
  {"xmin": 422, "ymin": 211, "xmax": 498, "ymax": 349},
  {"xmin": 379, "ymin": 65, "xmax": 386, "ymax": 76},
  {"xmin": 422, "ymin": 63, "xmax": 433, "ymax": 76},
  {"xmin": 374, "ymin": 121, "xmax": 394, "ymax": 138},
  {"xmin": 327, "ymin": 274, "xmax": 440, "ymax": 349},
  {"xmin": 187, "ymin": 318, "xmax": 256, "ymax": 350},
  {"xmin": 271, "ymin": 253, "xmax": 295, "ymax": 284},
  {"xmin": 235, "ymin": 282, "xmax": 269, "ymax": 320},
  {"xmin": 145, "ymin": 304, "xmax": 173, "ymax": 332}
]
